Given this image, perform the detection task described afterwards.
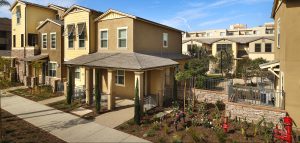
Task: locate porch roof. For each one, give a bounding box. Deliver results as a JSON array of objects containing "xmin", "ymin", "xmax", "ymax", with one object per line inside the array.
[
  {"xmin": 64, "ymin": 52, "xmax": 178, "ymax": 70},
  {"xmin": 259, "ymin": 60, "xmax": 280, "ymax": 69},
  {"xmin": 23, "ymin": 54, "xmax": 49, "ymax": 62}
]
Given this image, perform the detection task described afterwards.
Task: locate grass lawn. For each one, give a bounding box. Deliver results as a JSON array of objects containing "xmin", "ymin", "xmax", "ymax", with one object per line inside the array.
[
  {"xmin": 9, "ymin": 86, "xmax": 63, "ymax": 102},
  {"xmin": 0, "ymin": 109, "xmax": 65, "ymax": 143}
]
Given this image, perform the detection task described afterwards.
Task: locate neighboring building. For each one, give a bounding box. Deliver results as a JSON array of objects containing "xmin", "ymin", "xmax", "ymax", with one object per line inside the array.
[
  {"xmin": 65, "ymin": 9, "xmax": 185, "ymax": 110},
  {"xmin": 10, "ymin": 0, "xmax": 65, "ymax": 83},
  {"xmin": 260, "ymin": 0, "xmax": 300, "ymax": 126},
  {"xmin": 62, "ymin": 5, "xmax": 102, "ymax": 87},
  {"xmin": 0, "ymin": 18, "xmax": 11, "ymax": 56},
  {"xmin": 183, "ymin": 23, "xmax": 275, "ymax": 73}
]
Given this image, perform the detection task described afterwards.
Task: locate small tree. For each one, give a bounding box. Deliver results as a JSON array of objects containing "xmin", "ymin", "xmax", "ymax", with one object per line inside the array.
[
  {"xmin": 67, "ymin": 67, "xmax": 73, "ymax": 105},
  {"xmin": 95, "ymin": 69, "xmax": 101, "ymax": 113},
  {"xmin": 31, "ymin": 61, "xmax": 43, "ymax": 88},
  {"xmin": 175, "ymin": 71, "xmax": 191, "ymax": 111},
  {"xmin": 134, "ymin": 78, "xmax": 141, "ymax": 125},
  {"xmin": 215, "ymin": 49, "xmax": 234, "ymax": 77},
  {"xmin": 0, "ymin": 0, "xmax": 10, "ymax": 6}
]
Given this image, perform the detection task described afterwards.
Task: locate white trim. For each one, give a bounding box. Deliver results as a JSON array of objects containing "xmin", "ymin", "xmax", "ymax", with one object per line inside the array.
[
  {"xmin": 117, "ymin": 27, "xmax": 128, "ymax": 49},
  {"xmin": 62, "ymin": 5, "xmax": 91, "ymax": 18},
  {"xmin": 163, "ymin": 33, "xmax": 168, "ymax": 48},
  {"xmin": 36, "ymin": 19, "xmax": 62, "ymax": 30},
  {"xmin": 50, "ymin": 32, "xmax": 56, "ymax": 49},
  {"xmin": 48, "ymin": 61, "xmax": 57, "ymax": 78},
  {"xmin": 75, "ymin": 67, "xmax": 81, "ymax": 80},
  {"xmin": 115, "ymin": 70, "xmax": 125, "ymax": 86},
  {"xmin": 42, "ymin": 33, "xmax": 47, "ymax": 49},
  {"xmin": 99, "ymin": 29, "xmax": 108, "ymax": 49},
  {"xmin": 94, "ymin": 9, "xmax": 136, "ymax": 22}
]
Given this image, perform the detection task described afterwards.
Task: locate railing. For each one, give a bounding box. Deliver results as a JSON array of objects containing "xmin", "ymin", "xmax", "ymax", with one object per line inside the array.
[
  {"xmin": 196, "ymin": 78, "xmax": 228, "ymax": 92},
  {"xmin": 144, "ymin": 94, "xmax": 158, "ymax": 111},
  {"xmin": 228, "ymin": 85, "xmax": 285, "ymax": 109},
  {"xmin": 74, "ymin": 85, "xmax": 86, "ymax": 99}
]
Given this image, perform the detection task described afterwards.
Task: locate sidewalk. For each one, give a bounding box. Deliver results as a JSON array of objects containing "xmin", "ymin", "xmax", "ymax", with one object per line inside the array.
[
  {"xmin": 38, "ymin": 96, "xmax": 65, "ymax": 105},
  {"xmin": 1, "ymin": 93, "xmax": 150, "ymax": 143}
]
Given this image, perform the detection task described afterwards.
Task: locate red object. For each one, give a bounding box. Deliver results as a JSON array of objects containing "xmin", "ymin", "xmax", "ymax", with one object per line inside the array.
[
  {"xmin": 273, "ymin": 115, "xmax": 293, "ymax": 143},
  {"xmin": 222, "ymin": 117, "xmax": 229, "ymax": 133}
]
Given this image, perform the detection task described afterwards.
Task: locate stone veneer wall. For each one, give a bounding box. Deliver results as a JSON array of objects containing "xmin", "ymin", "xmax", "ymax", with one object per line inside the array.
[
  {"xmin": 226, "ymin": 102, "xmax": 286, "ymax": 124},
  {"xmin": 194, "ymin": 89, "xmax": 228, "ymax": 103}
]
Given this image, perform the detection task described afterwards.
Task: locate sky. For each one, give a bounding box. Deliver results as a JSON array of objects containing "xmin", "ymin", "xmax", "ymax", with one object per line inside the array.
[{"xmin": 0, "ymin": 0, "xmax": 274, "ymax": 32}]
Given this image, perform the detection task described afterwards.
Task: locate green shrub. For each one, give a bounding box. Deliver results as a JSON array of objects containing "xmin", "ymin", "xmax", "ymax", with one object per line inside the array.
[
  {"xmin": 157, "ymin": 137, "xmax": 167, "ymax": 143},
  {"xmin": 188, "ymin": 128, "xmax": 205, "ymax": 143},
  {"xmin": 214, "ymin": 127, "xmax": 227, "ymax": 143},
  {"xmin": 151, "ymin": 121, "xmax": 161, "ymax": 131},
  {"xmin": 172, "ymin": 134, "xmax": 183, "ymax": 143},
  {"xmin": 215, "ymin": 100, "xmax": 225, "ymax": 111},
  {"xmin": 144, "ymin": 128, "xmax": 155, "ymax": 137},
  {"xmin": 163, "ymin": 123, "xmax": 170, "ymax": 134}
]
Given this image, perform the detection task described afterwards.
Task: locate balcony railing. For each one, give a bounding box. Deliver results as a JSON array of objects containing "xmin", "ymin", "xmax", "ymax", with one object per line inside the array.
[{"xmin": 228, "ymin": 85, "xmax": 285, "ymax": 109}]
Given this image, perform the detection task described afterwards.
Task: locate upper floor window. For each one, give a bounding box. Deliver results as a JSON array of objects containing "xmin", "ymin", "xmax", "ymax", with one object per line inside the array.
[
  {"xmin": 100, "ymin": 30, "xmax": 108, "ymax": 48},
  {"xmin": 42, "ymin": 33, "xmax": 47, "ymax": 49},
  {"xmin": 67, "ymin": 24, "xmax": 75, "ymax": 48},
  {"xmin": 220, "ymin": 32, "xmax": 225, "ymax": 36},
  {"xmin": 163, "ymin": 33, "xmax": 168, "ymax": 48},
  {"xmin": 28, "ymin": 34, "xmax": 37, "ymax": 46},
  {"xmin": 16, "ymin": 6, "xmax": 21, "ymax": 24},
  {"xmin": 277, "ymin": 19, "xmax": 281, "ymax": 48},
  {"xmin": 217, "ymin": 44, "xmax": 232, "ymax": 52},
  {"xmin": 48, "ymin": 62, "xmax": 57, "ymax": 77},
  {"xmin": 266, "ymin": 29, "xmax": 274, "ymax": 34},
  {"xmin": 13, "ymin": 35, "xmax": 16, "ymax": 47},
  {"xmin": 50, "ymin": 32, "xmax": 56, "ymax": 49},
  {"xmin": 21, "ymin": 34, "xmax": 24, "ymax": 47},
  {"xmin": 115, "ymin": 70, "xmax": 125, "ymax": 86},
  {"xmin": 255, "ymin": 43, "xmax": 261, "ymax": 52},
  {"xmin": 75, "ymin": 67, "xmax": 81, "ymax": 79},
  {"xmin": 265, "ymin": 43, "xmax": 272, "ymax": 52},
  {"xmin": 78, "ymin": 23, "xmax": 86, "ymax": 48},
  {"xmin": 118, "ymin": 28, "xmax": 127, "ymax": 48}
]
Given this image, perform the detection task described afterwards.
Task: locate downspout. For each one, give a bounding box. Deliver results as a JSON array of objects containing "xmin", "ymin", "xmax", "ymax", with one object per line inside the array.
[{"xmin": 24, "ymin": 5, "xmax": 27, "ymax": 77}]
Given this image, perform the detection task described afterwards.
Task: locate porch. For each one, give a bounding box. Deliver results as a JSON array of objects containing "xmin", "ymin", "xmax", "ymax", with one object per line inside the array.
[{"xmin": 64, "ymin": 52, "xmax": 178, "ymax": 111}]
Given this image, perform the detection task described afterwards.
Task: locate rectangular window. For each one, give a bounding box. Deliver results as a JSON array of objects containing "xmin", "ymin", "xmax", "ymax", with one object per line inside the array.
[
  {"xmin": 28, "ymin": 34, "xmax": 37, "ymax": 46},
  {"xmin": 78, "ymin": 23, "xmax": 86, "ymax": 48},
  {"xmin": 48, "ymin": 62, "xmax": 57, "ymax": 77},
  {"xmin": 163, "ymin": 33, "xmax": 168, "ymax": 48},
  {"xmin": 265, "ymin": 43, "xmax": 272, "ymax": 52},
  {"xmin": 220, "ymin": 32, "xmax": 225, "ymax": 36},
  {"xmin": 118, "ymin": 28, "xmax": 127, "ymax": 48},
  {"xmin": 42, "ymin": 33, "xmax": 47, "ymax": 49},
  {"xmin": 277, "ymin": 19, "xmax": 280, "ymax": 48},
  {"xmin": 75, "ymin": 67, "xmax": 80, "ymax": 79},
  {"xmin": 13, "ymin": 35, "xmax": 16, "ymax": 47},
  {"xmin": 255, "ymin": 44, "xmax": 261, "ymax": 52},
  {"xmin": 217, "ymin": 44, "xmax": 232, "ymax": 52},
  {"xmin": 21, "ymin": 34, "xmax": 24, "ymax": 47},
  {"xmin": 16, "ymin": 6, "xmax": 21, "ymax": 24},
  {"xmin": 100, "ymin": 30, "xmax": 108, "ymax": 48},
  {"xmin": 67, "ymin": 24, "xmax": 75, "ymax": 48},
  {"xmin": 50, "ymin": 33, "xmax": 56, "ymax": 49},
  {"xmin": 115, "ymin": 70, "xmax": 125, "ymax": 85}
]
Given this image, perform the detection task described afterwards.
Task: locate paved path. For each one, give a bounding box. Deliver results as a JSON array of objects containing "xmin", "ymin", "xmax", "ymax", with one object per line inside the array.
[
  {"xmin": 94, "ymin": 99, "xmax": 134, "ymax": 128},
  {"xmin": 1, "ymin": 93, "xmax": 150, "ymax": 143},
  {"xmin": 38, "ymin": 96, "xmax": 65, "ymax": 105},
  {"xmin": 1, "ymin": 86, "xmax": 27, "ymax": 92}
]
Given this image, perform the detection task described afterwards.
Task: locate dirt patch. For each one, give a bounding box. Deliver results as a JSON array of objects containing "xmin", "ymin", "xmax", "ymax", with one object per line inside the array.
[
  {"xmin": 0, "ymin": 109, "xmax": 65, "ymax": 143},
  {"xmin": 9, "ymin": 86, "xmax": 62, "ymax": 101}
]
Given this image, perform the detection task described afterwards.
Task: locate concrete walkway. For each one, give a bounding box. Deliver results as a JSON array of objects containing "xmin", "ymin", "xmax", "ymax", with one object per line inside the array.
[
  {"xmin": 1, "ymin": 93, "xmax": 150, "ymax": 143},
  {"xmin": 38, "ymin": 96, "xmax": 65, "ymax": 105},
  {"xmin": 94, "ymin": 99, "xmax": 134, "ymax": 128}
]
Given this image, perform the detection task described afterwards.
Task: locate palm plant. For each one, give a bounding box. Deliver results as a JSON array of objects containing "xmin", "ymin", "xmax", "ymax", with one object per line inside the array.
[{"xmin": 0, "ymin": 0, "xmax": 10, "ymax": 6}]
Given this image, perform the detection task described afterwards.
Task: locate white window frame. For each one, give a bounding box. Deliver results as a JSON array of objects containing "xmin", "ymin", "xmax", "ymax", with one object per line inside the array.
[
  {"xmin": 115, "ymin": 70, "xmax": 125, "ymax": 86},
  {"xmin": 117, "ymin": 27, "xmax": 128, "ymax": 49},
  {"xmin": 75, "ymin": 67, "xmax": 81, "ymax": 80},
  {"xmin": 163, "ymin": 33, "xmax": 168, "ymax": 48},
  {"xmin": 50, "ymin": 32, "xmax": 56, "ymax": 49},
  {"xmin": 100, "ymin": 29, "xmax": 108, "ymax": 49},
  {"xmin": 48, "ymin": 61, "xmax": 57, "ymax": 77},
  {"xmin": 78, "ymin": 24, "xmax": 85, "ymax": 49},
  {"xmin": 277, "ymin": 18, "xmax": 281, "ymax": 48},
  {"xmin": 42, "ymin": 33, "xmax": 47, "ymax": 49}
]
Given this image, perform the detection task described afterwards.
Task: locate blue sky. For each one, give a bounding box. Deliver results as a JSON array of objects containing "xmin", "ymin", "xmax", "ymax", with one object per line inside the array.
[{"xmin": 0, "ymin": 0, "xmax": 274, "ymax": 31}]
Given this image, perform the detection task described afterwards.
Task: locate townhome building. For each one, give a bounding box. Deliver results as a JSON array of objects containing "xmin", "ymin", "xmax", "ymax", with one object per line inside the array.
[
  {"xmin": 183, "ymin": 23, "xmax": 275, "ymax": 73},
  {"xmin": 0, "ymin": 18, "xmax": 11, "ymax": 56},
  {"xmin": 10, "ymin": 0, "xmax": 66, "ymax": 84},
  {"xmin": 260, "ymin": 0, "xmax": 300, "ymax": 126},
  {"xmin": 65, "ymin": 9, "xmax": 186, "ymax": 110}
]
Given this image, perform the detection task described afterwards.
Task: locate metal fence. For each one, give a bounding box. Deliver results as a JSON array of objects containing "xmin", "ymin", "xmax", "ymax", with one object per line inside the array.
[
  {"xmin": 196, "ymin": 78, "xmax": 228, "ymax": 92},
  {"xmin": 228, "ymin": 85, "xmax": 285, "ymax": 109},
  {"xmin": 144, "ymin": 95, "xmax": 158, "ymax": 111},
  {"xmin": 74, "ymin": 85, "xmax": 86, "ymax": 99}
]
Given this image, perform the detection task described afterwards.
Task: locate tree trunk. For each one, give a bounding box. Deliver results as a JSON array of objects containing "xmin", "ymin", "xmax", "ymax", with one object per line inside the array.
[{"xmin": 184, "ymin": 80, "xmax": 186, "ymax": 111}]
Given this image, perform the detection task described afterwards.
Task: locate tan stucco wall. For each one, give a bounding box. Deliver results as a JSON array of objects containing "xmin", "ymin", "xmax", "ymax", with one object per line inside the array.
[
  {"xmin": 182, "ymin": 41, "xmax": 203, "ymax": 55},
  {"xmin": 133, "ymin": 20, "xmax": 182, "ymax": 54},
  {"xmin": 97, "ymin": 17, "xmax": 134, "ymax": 52},
  {"xmin": 274, "ymin": 0, "xmax": 300, "ymax": 126},
  {"xmin": 11, "ymin": 2, "xmax": 26, "ymax": 49}
]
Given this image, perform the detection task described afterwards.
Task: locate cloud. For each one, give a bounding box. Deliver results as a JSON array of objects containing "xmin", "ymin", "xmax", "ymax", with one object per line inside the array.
[
  {"xmin": 160, "ymin": 0, "xmax": 272, "ymax": 31},
  {"xmin": 198, "ymin": 14, "xmax": 245, "ymax": 27},
  {"xmin": 0, "ymin": 0, "xmax": 78, "ymax": 18}
]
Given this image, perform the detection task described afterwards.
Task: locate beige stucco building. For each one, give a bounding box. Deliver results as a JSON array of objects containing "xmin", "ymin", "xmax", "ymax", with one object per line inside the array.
[
  {"xmin": 260, "ymin": 0, "xmax": 300, "ymax": 127},
  {"xmin": 183, "ymin": 23, "xmax": 275, "ymax": 73}
]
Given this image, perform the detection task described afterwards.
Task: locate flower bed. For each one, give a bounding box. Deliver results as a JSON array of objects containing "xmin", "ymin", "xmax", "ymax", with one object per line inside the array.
[{"xmin": 116, "ymin": 101, "xmax": 279, "ymax": 143}]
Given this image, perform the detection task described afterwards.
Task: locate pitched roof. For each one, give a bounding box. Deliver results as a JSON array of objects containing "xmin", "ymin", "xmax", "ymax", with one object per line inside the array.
[
  {"xmin": 10, "ymin": 0, "xmax": 55, "ymax": 11},
  {"xmin": 271, "ymin": 0, "xmax": 280, "ymax": 18},
  {"xmin": 0, "ymin": 18, "xmax": 11, "ymax": 31},
  {"xmin": 64, "ymin": 52, "xmax": 178, "ymax": 70},
  {"xmin": 48, "ymin": 4, "xmax": 68, "ymax": 11},
  {"xmin": 94, "ymin": 9, "xmax": 183, "ymax": 33},
  {"xmin": 36, "ymin": 18, "xmax": 63, "ymax": 30},
  {"xmin": 22, "ymin": 54, "xmax": 49, "ymax": 62},
  {"xmin": 62, "ymin": 5, "xmax": 102, "ymax": 18}
]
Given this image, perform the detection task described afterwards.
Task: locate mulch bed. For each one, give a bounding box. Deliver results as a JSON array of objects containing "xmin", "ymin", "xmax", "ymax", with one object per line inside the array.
[{"xmin": 0, "ymin": 109, "xmax": 65, "ymax": 143}]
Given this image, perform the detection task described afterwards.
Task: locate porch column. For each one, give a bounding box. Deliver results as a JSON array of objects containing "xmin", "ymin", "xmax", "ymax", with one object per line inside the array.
[
  {"xmin": 144, "ymin": 71, "xmax": 148, "ymax": 96},
  {"xmin": 85, "ymin": 67, "xmax": 93, "ymax": 105},
  {"xmin": 65, "ymin": 66, "xmax": 75, "ymax": 98},
  {"xmin": 135, "ymin": 71, "xmax": 144, "ymax": 111},
  {"xmin": 159, "ymin": 68, "xmax": 165, "ymax": 107},
  {"xmin": 107, "ymin": 69, "xmax": 115, "ymax": 110}
]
